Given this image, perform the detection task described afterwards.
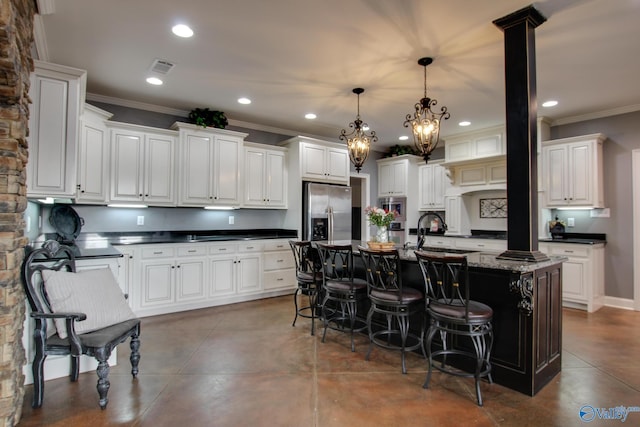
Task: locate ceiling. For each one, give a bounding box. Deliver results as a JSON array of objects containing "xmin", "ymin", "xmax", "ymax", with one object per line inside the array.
[{"xmin": 34, "ymin": 0, "xmax": 640, "ymax": 149}]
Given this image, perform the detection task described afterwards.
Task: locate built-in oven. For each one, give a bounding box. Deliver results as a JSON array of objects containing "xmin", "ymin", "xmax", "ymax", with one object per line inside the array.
[{"xmin": 378, "ymin": 196, "xmax": 407, "ymax": 245}]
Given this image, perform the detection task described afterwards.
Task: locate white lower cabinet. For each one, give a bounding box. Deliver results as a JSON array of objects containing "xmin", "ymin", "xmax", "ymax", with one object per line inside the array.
[
  {"xmin": 121, "ymin": 239, "xmax": 294, "ymax": 317},
  {"xmin": 539, "ymin": 242, "xmax": 605, "ymax": 312},
  {"xmin": 175, "ymin": 246, "xmax": 207, "ymax": 302},
  {"xmin": 235, "ymin": 242, "xmax": 263, "ymax": 294},
  {"xmin": 262, "ymin": 240, "xmax": 295, "ymax": 291},
  {"xmin": 139, "ymin": 258, "xmax": 174, "ymax": 308}
]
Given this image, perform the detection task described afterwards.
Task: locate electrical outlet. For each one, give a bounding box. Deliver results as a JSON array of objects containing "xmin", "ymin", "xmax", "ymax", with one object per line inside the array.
[
  {"xmin": 567, "ymin": 218, "xmax": 575, "ymax": 227},
  {"xmin": 137, "ymin": 216, "xmax": 144, "ymax": 225},
  {"xmin": 229, "ymin": 215, "xmax": 234, "ymax": 225}
]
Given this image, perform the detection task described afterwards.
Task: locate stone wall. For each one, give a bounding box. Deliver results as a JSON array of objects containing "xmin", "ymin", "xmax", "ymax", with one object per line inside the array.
[{"xmin": 0, "ymin": 0, "xmax": 35, "ymax": 425}]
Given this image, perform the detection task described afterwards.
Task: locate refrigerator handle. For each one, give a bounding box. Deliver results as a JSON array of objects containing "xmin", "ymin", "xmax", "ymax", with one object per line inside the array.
[{"xmin": 327, "ymin": 206, "xmax": 333, "ymax": 241}]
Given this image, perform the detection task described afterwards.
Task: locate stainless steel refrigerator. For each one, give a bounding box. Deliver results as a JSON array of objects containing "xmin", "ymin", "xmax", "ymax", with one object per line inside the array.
[{"xmin": 303, "ymin": 182, "xmax": 352, "ymax": 241}]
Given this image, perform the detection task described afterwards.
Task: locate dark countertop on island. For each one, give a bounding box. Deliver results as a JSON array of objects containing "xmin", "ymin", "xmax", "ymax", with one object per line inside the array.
[
  {"xmin": 410, "ymin": 229, "xmax": 606, "ymax": 245},
  {"xmin": 325, "ymin": 240, "xmax": 566, "ymax": 273},
  {"xmin": 29, "ymin": 229, "xmax": 298, "ymax": 259}
]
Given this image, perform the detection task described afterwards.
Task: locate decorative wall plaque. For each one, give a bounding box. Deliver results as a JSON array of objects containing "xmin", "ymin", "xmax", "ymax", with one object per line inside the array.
[{"xmin": 480, "ymin": 198, "xmax": 507, "ymax": 218}]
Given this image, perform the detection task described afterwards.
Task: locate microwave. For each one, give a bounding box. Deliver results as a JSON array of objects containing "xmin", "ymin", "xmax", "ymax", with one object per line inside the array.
[{"xmin": 378, "ymin": 196, "xmax": 406, "ymax": 222}]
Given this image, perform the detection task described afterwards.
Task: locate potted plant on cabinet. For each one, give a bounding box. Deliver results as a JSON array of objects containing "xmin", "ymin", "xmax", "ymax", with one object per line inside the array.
[{"xmin": 188, "ymin": 108, "xmax": 228, "ymax": 129}]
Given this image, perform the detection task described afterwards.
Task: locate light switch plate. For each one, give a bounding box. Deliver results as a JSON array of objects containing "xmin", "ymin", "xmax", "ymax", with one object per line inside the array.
[
  {"xmin": 137, "ymin": 216, "xmax": 144, "ymax": 225},
  {"xmin": 229, "ymin": 215, "xmax": 234, "ymax": 225}
]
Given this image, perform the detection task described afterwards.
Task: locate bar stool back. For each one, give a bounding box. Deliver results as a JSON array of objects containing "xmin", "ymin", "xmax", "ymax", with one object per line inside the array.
[
  {"xmin": 359, "ymin": 246, "xmax": 426, "ymax": 374},
  {"xmin": 415, "ymin": 251, "xmax": 493, "ymax": 406},
  {"xmin": 316, "ymin": 242, "xmax": 368, "ymax": 352},
  {"xmin": 289, "ymin": 240, "xmax": 322, "ymax": 335}
]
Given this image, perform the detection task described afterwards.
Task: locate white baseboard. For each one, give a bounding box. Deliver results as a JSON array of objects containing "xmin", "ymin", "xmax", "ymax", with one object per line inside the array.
[{"xmin": 604, "ymin": 296, "xmax": 636, "ymax": 310}]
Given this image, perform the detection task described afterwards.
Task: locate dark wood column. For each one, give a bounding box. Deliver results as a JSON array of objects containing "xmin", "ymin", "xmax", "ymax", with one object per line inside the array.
[{"xmin": 493, "ymin": 6, "xmax": 549, "ymax": 262}]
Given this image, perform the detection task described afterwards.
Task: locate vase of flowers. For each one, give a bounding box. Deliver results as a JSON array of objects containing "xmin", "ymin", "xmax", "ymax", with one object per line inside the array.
[{"xmin": 365, "ymin": 206, "xmax": 397, "ymax": 244}]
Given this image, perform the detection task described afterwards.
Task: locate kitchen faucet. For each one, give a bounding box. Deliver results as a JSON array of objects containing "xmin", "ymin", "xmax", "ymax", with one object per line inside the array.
[{"xmin": 416, "ymin": 211, "xmax": 448, "ymax": 250}]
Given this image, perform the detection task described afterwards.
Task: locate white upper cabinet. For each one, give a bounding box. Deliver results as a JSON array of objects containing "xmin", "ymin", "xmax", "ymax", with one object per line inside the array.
[
  {"xmin": 444, "ymin": 126, "xmax": 506, "ymax": 164},
  {"xmin": 418, "ymin": 161, "xmax": 448, "ymax": 210},
  {"xmin": 243, "ymin": 143, "xmax": 287, "ymax": 208},
  {"xmin": 377, "ymin": 155, "xmax": 421, "ymax": 197},
  {"xmin": 76, "ymin": 104, "xmax": 112, "ymax": 203},
  {"xmin": 541, "ymin": 133, "xmax": 606, "ymax": 208},
  {"xmin": 300, "ymin": 141, "xmax": 349, "ymax": 185},
  {"xmin": 27, "ymin": 61, "xmax": 86, "ymax": 198},
  {"xmin": 108, "ymin": 122, "xmax": 177, "ymax": 206},
  {"xmin": 173, "ymin": 122, "xmax": 247, "ymax": 207}
]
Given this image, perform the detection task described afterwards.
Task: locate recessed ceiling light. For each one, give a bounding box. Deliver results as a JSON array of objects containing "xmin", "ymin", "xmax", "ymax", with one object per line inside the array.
[
  {"xmin": 305, "ymin": 113, "xmax": 317, "ymax": 120},
  {"xmin": 172, "ymin": 24, "xmax": 194, "ymax": 38},
  {"xmin": 146, "ymin": 77, "xmax": 163, "ymax": 85},
  {"xmin": 399, "ymin": 136, "xmax": 409, "ymax": 141},
  {"xmin": 542, "ymin": 100, "xmax": 558, "ymax": 108},
  {"xmin": 238, "ymin": 97, "xmax": 251, "ymax": 105},
  {"xmin": 459, "ymin": 121, "xmax": 471, "ymax": 127}
]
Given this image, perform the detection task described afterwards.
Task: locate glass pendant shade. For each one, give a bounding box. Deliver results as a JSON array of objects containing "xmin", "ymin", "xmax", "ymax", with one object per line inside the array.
[
  {"xmin": 340, "ymin": 88, "xmax": 377, "ymax": 173},
  {"xmin": 404, "ymin": 57, "xmax": 450, "ymax": 164}
]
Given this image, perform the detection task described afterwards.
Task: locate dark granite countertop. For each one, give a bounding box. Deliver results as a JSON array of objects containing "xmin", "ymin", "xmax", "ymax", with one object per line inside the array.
[
  {"xmin": 408, "ymin": 229, "xmax": 606, "ymax": 245},
  {"xmin": 317, "ymin": 240, "xmax": 566, "ymax": 273},
  {"xmin": 538, "ymin": 232, "xmax": 606, "ymax": 245},
  {"xmin": 29, "ymin": 229, "xmax": 298, "ymax": 259}
]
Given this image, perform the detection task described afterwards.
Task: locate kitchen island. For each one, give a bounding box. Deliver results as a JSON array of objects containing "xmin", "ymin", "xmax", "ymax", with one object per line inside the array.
[{"xmin": 327, "ymin": 241, "xmax": 565, "ymax": 396}]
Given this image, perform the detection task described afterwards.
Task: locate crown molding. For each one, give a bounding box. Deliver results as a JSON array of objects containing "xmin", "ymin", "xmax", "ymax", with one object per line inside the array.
[
  {"xmin": 32, "ymin": 14, "xmax": 49, "ymax": 61},
  {"xmin": 86, "ymin": 92, "xmax": 319, "ymax": 138},
  {"xmin": 552, "ymin": 104, "xmax": 640, "ymax": 126},
  {"xmin": 86, "ymin": 93, "xmax": 189, "ymax": 116},
  {"xmin": 36, "ymin": 0, "xmax": 55, "ymax": 15}
]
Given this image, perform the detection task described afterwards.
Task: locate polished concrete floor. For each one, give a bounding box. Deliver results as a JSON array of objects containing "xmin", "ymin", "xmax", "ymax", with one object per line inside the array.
[{"xmin": 18, "ymin": 295, "xmax": 640, "ymax": 426}]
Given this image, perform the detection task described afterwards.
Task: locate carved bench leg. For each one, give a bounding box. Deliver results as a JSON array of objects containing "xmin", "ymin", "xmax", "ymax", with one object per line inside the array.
[
  {"xmin": 96, "ymin": 359, "xmax": 110, "ymax": 409},
  {"xmin": 32, "ymin": 350, "xmax": 46, "ymax": 408},
  {"xmin": 130, "ymin": 330, "xmax": 141, "ymax": 378},
  {"xmin": 70, "ymin": 355, "xmax": 80, "ymax": 382}
]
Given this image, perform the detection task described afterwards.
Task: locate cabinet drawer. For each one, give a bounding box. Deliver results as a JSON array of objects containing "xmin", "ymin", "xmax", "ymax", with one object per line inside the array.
[
  {"xmin": 545, "ymin": 244, "xmax": 589, "ymax": 257},
  {"xmin": 263, "ymin": 269, "xmax": 295, "ymax": 290},
  {"xmin": 177, "ymin": 245, "xmax": 207, "ymax": 257},
  {"xmin": 263, "ymin": 240, "xmax": 291, "ymax": 252},
  {"xmin": 141, "ymin": 246, "xmax": 175, "ymax": 259},
  {"xmin": 238, "ymin": 242, "xmax": 264, "ymax": 253},
  {"xmin": 209, "ymin": 243, "xmax": 237, "ymax": 255},
  {"xmin": 424, "ymin": 236, "xmax": 454, "ymax": 248},
  {"xmin": 455, "ymin": 239, "xmax": 506, "ymax": 251},
  {"xmin": 263, "ymin": 251, "xmax": 294, "ymax": 270}
]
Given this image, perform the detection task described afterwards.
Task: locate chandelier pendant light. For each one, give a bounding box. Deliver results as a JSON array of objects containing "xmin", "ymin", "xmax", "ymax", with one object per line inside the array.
[
  {"xmin": 340, "ymin": 88, "xmax": 378, "ymax": 173},
  {"xmin": 403, "ymin": 57, "xmax": 450, "ymax": 164}
]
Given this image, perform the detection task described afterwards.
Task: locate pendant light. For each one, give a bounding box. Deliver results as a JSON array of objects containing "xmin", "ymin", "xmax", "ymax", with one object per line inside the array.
[
  {"xmin": 403, "ymin": 57, "xmax": 450, "ymax": 164},
  {"xmin": 339, "ymin": 88, "xmax": 378, "ymax": 173}
]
